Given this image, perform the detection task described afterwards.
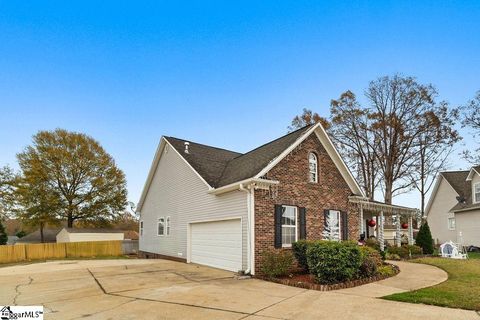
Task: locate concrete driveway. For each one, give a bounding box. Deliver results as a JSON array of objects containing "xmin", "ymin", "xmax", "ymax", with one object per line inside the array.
[{"xmin": 0, "ymin": 259, "xmax": 477, "ymax": 320}]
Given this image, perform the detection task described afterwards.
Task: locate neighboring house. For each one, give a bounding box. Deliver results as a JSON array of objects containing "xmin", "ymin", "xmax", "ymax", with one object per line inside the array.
[
  {"xmin": 16, "ymin": 228, "xmax": 62, "ymax": 244},
  {"xmin": 123, "ymin": 230, "xmax": 139, "ymax": 240},
  {"xmin": 7, "ymin": 236, "xmax": 18, "ymax": 245},
  {"xmin": 426, "ymin": 167, "xmax": 480, "ymax": 246},
  {"xmin": 56, "ymin": 228, "xmax": 125, "ymax": 243},
  {"xmin": 137, "ymin": 123, "xmax": 418, "ymax": 274}
]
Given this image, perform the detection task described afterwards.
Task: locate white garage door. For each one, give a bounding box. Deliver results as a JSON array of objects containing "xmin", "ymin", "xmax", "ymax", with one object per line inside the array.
[{"xmin": 190, "ymin": 219, "xmax": 242, "ymax": 272}]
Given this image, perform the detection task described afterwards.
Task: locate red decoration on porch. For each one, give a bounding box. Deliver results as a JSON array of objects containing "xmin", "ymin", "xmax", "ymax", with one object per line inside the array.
[
  {"xmin": 367, "ymin": 219, "xmax": 376, "ymax": 227},
  {"xmin": 401, "ymin": 223, "xmax": 408, "ymax": 229}
]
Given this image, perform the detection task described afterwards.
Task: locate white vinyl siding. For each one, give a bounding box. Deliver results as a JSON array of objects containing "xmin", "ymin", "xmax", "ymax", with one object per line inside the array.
[
  {"xmin": 426, "ymin": 177, "xmax": 458, "ymax": 244},
  {"xmin": 139, "ymin": 141, "xmax": 248, "ymax": 269},
  {"xmin": 56, "ymin": 229, "xmax": 124, "ymax": 243}
]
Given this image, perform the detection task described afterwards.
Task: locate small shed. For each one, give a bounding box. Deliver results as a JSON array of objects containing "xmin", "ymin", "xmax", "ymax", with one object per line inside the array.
[{"xmin": 56, "ymin": 228, "xmax": 125, "ymax": 243}]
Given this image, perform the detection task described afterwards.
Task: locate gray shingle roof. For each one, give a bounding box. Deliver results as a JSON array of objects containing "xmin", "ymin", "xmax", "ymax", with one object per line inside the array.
[
  {"xmin": 165, "ymin": 125, "xmax": 313, "ymax": 188},
  {"xmin": 16, "ymin": 228, "xmax": 62, "ymax": 243},
  {"xmin": 441, "ymin": 170, "xmax": 480, "ymax": 213},
  {"xmin": 441, "ymin": 171, "xmax": 469, "ymax": 197}
]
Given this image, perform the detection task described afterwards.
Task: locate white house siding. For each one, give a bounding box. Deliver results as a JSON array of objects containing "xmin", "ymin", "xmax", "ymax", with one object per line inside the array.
[
  {"xmin": 56, "ymin": 230, "xmax": 124, "ymax": 243},
  {"xmin": 456, "ymin": 210, "xmax": 480, "ymax": 246},
  {"xmin": 68, "ymin": 233, "xmax": 124, "ymax": 242},
  {"xmin": 56, "ymin": 229, "xmax": 70, "ymax": 243},
  {"xmin": 427, "ymin": 177, "xmax": 458, "ymax": 244},
  {"xmin": 139, "ymin": 143, "xmax": 248, "ymax": 270}
]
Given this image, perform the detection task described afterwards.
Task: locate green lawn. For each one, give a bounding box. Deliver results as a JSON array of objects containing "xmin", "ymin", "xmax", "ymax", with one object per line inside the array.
[{"xmin": 383, "ymin": 255, "xmax": 480, "ymax": 310}]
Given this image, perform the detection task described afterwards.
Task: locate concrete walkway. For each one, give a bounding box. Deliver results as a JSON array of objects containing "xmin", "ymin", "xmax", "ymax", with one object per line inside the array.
[{"xmin": 0, "ymin": 259, "xmax": 477, "ymax": 320}]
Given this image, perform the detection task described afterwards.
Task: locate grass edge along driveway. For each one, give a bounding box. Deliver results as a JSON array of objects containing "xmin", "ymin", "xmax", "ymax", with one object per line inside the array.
[{"xmin": 383, "ymin": 253, "xmax": 480, "ymax": 311}]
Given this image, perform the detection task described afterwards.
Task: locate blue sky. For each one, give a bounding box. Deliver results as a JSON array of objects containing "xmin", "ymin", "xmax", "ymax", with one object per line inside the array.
[{"xmin": 1, "ymin": 1, "xmax": 479, "ymax": 208}]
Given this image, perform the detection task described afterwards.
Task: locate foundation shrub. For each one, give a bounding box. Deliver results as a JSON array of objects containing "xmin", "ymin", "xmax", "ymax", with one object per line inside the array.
[
  {"xmin": 260, "ymin": 250, "xmax": 294, "ymax": 278},
  {"xmin": 306, "ymin": 241, "xmax": 362, "ymax": 284}
]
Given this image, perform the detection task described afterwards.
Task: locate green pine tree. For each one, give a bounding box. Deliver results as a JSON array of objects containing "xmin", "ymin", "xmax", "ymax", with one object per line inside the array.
[
  {"xmin": 416, "ymin": 221, "xmax": 434, "ymax": 254},
  {"xmin": 0, "ymin": 220, "xmax": 8, "ymax": 245}
]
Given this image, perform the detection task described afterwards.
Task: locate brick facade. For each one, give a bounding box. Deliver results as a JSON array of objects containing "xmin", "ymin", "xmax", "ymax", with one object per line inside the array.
[{"xmin": 254, "ymin": 134, "xmax": 360, "ymax": 274}]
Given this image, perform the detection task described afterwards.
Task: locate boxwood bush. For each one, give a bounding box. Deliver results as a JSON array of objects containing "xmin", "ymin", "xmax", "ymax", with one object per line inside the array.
[
  {"xmin": 306, "ymin": 241, "xmax": 362, "ymax": 284},
  {"xmin": 292, "ymin": 240, "xmax": 314, "ymax": 272}
]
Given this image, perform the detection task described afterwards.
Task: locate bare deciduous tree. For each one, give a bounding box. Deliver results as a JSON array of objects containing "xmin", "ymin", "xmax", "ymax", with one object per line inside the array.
[
  {"xmin": 460, "ymin": 91, "xmax": 480, "ymax": 164},
  {"xmin": 330, "ymin": 91, "xmax": 380, "ymax": 200},
  {"xmin": 409, "ymin": 103, "xmax": 461, "ymax": 215}
]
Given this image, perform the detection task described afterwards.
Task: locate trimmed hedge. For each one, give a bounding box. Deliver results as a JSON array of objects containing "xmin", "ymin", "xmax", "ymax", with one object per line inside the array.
[
  {"xmin": 292, "ymin": 240, "xmax": 314, "ymax": 272},
  {"xmin": 306, "ymin": 241, "xmax": 362, "ymax": 284}
]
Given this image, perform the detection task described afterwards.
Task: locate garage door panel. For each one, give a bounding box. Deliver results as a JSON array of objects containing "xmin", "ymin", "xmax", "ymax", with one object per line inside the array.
[{"xmin": 190, "ymin": 219, "xmax": 242, "ymax": 272}]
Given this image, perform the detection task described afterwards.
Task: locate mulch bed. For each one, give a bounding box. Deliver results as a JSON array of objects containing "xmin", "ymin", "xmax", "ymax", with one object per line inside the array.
[{"xmin": 258, "ymin": 263, "xmax": 400, "ymax": 291}]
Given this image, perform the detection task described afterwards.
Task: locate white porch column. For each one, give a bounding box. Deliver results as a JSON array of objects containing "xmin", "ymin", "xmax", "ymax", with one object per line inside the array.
[
  {"xmin": 379, "ymin": 211, "xmax": 385, "ymax": 251},
  {"xmin": 408, "ymin": 216, "xmax": 414, "ymax": 245},
  {"xmin": 395, "ymin": 215, "xmax": 401, "ymax": 247},
  {"xmin": 359, "ymin": 204, "xmax": 364, "ymax": 236}
]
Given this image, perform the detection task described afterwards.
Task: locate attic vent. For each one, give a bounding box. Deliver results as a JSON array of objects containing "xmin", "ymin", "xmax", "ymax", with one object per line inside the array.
[{"xmin": 184, "ymin": 142, "xmax": 190, "ymax": 154}]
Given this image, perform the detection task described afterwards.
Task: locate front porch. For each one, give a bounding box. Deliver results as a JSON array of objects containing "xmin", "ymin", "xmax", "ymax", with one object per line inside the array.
[{"xmin": 349, "ymin": 196, "xmax": 420, "ymax": 251}]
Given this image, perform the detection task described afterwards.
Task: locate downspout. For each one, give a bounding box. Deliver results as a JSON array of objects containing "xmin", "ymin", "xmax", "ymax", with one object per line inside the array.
[
  {"xmin": 239, "ymin": 183, "xmax": 252, "ymax": 274},
  {"xmin": 249, "ymin": 184, "xmax": 255, "ymax": 275}
]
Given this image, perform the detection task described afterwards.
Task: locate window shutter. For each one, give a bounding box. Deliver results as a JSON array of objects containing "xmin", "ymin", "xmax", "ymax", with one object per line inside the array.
[
  {"xmin": 274, "ymin": 205, "xmax": 283, "ymax": 248},
  {"xmin": 299, "ymin": 207, "xmax": 307, "ymax": 240},
  {"xmin": 342, "ymin": 211, "xmax": 349, "ymax": 240}
]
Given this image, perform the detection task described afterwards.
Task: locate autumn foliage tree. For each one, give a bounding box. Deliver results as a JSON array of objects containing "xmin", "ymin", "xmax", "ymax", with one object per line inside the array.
[
  {"xmin": 288, "ymin": 108, "xmax": 330, "ymax": 132},
  {"xmin": 17, "ymin": 129, "xmax": 128, "ymax": 228},
  {"xmin": 0, "ymin": 166, "xmax": 15, "ymax": 219}
]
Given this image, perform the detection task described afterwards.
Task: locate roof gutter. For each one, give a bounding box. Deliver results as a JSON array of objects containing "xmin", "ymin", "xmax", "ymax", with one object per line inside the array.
[{"xmin": 208, "ymin": 178, "xmax": 279, "ymax": 195}]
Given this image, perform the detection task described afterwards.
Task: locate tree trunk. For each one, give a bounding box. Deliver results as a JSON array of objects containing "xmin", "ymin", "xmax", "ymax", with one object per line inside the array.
[
  {"xmin": 67, "ymin": 216, "xmax": 74, "ymax": 228},
  {"xmin": 40, "ymin": 222, "xmax": 44, "ymax": 243},
  {"xmin": 384, "ymin": 177, "xmax": 393, "ymax": 204}
]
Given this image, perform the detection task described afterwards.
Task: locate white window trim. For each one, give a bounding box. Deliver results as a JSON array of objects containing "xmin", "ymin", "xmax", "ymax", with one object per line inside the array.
[
  {"xmin": 166, "ymin": 216, "xmax": 171, "ymax": 236},
  {"xmin": 308, "ymin": 152, "xmax": 318, "ymax": 183},
  {"xmin": 140, "ymin": 221, "xmax": 144, "ymax": 236},
  {"xmin": 447, "ymin": 217, "xmax": 456, "ymax": 230},
  {"xmin": 281, "ymin": 205, "xmax": 298, "ymax": 248},
  {"xmin": 158, "ymin": 217, "xmax": 165, "ymax": 236},
  {"xmin": 474, "ymin": 183, "xmax": 480, "ymax": 203}
]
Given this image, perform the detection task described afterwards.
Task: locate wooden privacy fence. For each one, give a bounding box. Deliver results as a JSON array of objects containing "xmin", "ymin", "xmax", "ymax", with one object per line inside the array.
[{"xmin": 0, "ymin": 240, "xmax": 123, "ymax": 264}]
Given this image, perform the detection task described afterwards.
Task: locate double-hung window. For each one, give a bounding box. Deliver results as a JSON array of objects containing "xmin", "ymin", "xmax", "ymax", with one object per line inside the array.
[
  {"xmin": 281, "ymin": 205, "xmax": 297, "ymax": 247},
  {"xmin": 158, "ymin": 217, "xmax": 165, "ymax": 236},
  {"xmin": 475, "ymin": 183, "xmax": 480, "ymax": 203},
  {"xmin": 448, "ymin": 217, "xmax": 456, "ymax": 230}
]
